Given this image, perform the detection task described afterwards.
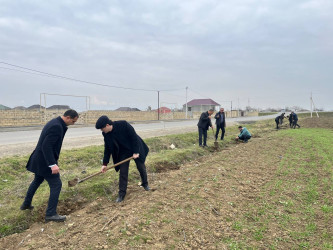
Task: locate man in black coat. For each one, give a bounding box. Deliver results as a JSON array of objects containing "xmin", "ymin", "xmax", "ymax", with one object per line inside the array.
[
  {"xmin": 21, "ymin": 109, "xmax": 79, "ymax": 222},
  {"xmin": 288, "ymin": 113, "xmax": 293, "ymax": 128},
  {"xmin": 95, "ymin": 116, "xmax": 150, "ymax": 203},
  {"xmin": 197, "ymin": 109, "xmax": 214, "ymax": 147},
  {"xmin": 214, "ymin": 107, "xmax": 226, "ymax": 140},
  {"xmin": 275, "ymin": 115, "xmax": 281, "ymax": 129}
]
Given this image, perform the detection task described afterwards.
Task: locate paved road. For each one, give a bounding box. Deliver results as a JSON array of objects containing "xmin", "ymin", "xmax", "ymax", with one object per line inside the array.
[{"xmin": 0, "ymin": 114, "xmax": 277, "ymax": 146}]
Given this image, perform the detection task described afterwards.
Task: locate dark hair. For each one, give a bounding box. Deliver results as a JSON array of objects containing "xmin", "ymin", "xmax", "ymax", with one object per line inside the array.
[
  {"xmin": 209, "ymin": 109, "xmax": 214, "ymax": 112},
  {"xmin": 95, "ymin": 115, "xmax": 113, "ymax": 129},
  {"xmin": 238, "ymin": 126, "xmax": 243, "ymax": 128},
  {"xmin": 63, "ymin": 109, "xmax": 79, "ymax": 119}
]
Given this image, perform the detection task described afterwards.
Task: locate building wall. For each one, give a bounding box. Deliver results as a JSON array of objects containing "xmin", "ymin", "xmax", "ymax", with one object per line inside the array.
[{"xmin": 0, "ymin": 109, "xmax": 259, "ymax": 127}]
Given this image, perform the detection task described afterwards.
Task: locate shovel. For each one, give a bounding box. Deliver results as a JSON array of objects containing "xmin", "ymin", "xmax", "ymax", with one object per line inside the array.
[
  {"xmin": 211, "ymin": 127, "xmax": 219, "ymax": 148},
  {"xmin": 68, "ymin": 156, "xmax": 134, "ymax": 187}
]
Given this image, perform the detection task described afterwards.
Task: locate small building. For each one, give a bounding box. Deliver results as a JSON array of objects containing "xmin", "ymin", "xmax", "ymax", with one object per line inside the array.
[
  {"xmin": 156, "ymin": 107, "xmax": 171, "ymax": 114},
  {"xmin": 183, "ymin": 99, "xmax": 220, "ymax": 116}
]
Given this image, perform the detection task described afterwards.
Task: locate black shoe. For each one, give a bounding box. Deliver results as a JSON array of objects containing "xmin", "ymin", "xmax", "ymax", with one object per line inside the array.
[
  {"xmin": 244, "ymin": 140, "xmax": 248, "ymax": 143},
  {"xmin": 20, "ymin": 203, "xmax": 34, "ymax": 210},
  {"xmin": 203, "ymin": 145, "xmax": 207, "ymax": 147},
  {"xmin": 116, "ymin": 195, "xmax": 125, "ymax": 203},
  {"xmin": 199, "ymin": 145, "xmax": 203, "ymax": 147},
  {"xmin": 143, "ymin": 185, "xmax": 150, "ymax": 191},
  {"xmin": 45, "ymin": 214, "xmax": 66, "ymax": 222}
]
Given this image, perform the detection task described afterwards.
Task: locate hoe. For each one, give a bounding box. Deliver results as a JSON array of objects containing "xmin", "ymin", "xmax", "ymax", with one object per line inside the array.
[{"xmin": 68, "ymin": 156, "xmax": 134, "ymax": 187}]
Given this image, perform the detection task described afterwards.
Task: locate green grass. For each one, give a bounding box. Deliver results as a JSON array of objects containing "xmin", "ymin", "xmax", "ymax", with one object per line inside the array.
[{"xmin": 227, "ymin": 127, "xmax": 333, "ymax": 248}]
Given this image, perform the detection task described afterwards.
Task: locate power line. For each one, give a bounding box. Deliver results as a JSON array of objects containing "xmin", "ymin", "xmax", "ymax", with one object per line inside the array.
[
  {"xmin": 188, "ymin": 88, "xmax": 210, "ymax": 99},
  {"xmin": 0, "ymin": 61, "xmax": 183, "ymax": 92}
]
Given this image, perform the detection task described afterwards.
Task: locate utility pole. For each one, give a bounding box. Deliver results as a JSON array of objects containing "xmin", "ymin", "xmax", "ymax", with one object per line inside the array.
[
  {"xmin": 310, "ymin": 92, "xmax": 319, "ymax": 118},
  {"xmin": 238, "ymin": 97, "xmax": 240, "ymax": 117},
  {"xmin": 157, "ymin": 90, "xmax": 160, "ymax": 121},
  {"xmin": 185, "ymin": 86, "xmax": 188, "ymax": 119},
  {"xmin": 231, "ymin": 101, "xmax": 233, "ymax": 118},
  {"xmin": 310, "ymin": 92, "xmax": 312, "ymax": 117}
]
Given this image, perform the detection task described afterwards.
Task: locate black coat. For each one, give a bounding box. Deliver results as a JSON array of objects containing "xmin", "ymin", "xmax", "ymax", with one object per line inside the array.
[
  {"xmin": 197, "ymin": 111, "xmax": 212, "ymax": 130},
  {"xmin": 102, "ymin": 121, "xmax": 149, "ymax": 170},
  {"xmin": 26, "ymin": 117, "xmax": 68, "ymax": 177},
  {"xmin": 214, "ymin": 112, "xmax": 226, "ymax": 127}
]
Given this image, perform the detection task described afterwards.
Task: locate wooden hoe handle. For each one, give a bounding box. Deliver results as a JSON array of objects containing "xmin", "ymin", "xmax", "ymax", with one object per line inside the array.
[{"xmin": 78, "ymin": 156, "xmax": 134, "ymax": 183}]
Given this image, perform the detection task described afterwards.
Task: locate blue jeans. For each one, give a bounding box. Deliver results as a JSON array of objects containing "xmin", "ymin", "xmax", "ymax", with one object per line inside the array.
[
  {"xmin": 23, "ymin": 174, "xmax": 62, "ymax": 216},
  {"xmin": 198, "ymin": 127, "xmax": 207, "ymax": 146}
]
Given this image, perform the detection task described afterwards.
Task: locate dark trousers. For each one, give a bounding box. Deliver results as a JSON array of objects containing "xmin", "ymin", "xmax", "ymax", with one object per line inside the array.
[
  {"xmin": 293, "ymin": 119, "xmax": 300, "ymax": 128},
  {"xmin": 215, "ymin": 124, "xmax": 225, "ymax": 140},
  {"xmin": 275, "ymin": 119, "xmax": 280, "ymax": 129},
  {"xmin": 118, "ymin": 156, "xmax": 148, "ymax": 197},
  {"xmin": 23, "ymin": 174, "xmax": 62, "ymax": 216},
  {"xmin": 198, "ymin": 127, "xmax": 207, "ymax": 146},
  {"xmin": 289, "ymin": 120, "xmax": 293, "ymax": 127},
  {"xmin": 239, "ymin": 135, "xmax": 251, "ymax": 142}
]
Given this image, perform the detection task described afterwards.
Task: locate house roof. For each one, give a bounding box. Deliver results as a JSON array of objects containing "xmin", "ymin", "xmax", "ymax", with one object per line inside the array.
[
  {"xmin": 27, "ymin": 104, "xmax": 43, "ymax": 109},
  {"xmin": 155, "ymin": 107, "xmax": 171, "ymax": 113},
  {"xmin": 185, "ymin": 99, "xmax": 220, "ymax": 106},
  {"xmin": 47, "ymin": 105, "xmax": 70, "ymax": 110},
  {"xmin": 0, "ymin": 104, "xmax": 11, "ymax": 110},
  {"xmin": 115, "ymin": 107, "xmax": 141, "ymax": 111}
]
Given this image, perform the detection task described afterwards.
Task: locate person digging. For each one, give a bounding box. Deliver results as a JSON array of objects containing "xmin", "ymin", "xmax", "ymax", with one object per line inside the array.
[{"xmin": 95, "ymin": 116, "xmax": 150, "ymax": 203}]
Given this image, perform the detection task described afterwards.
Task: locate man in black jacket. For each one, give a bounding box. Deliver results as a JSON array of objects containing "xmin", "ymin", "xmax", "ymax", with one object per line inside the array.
[
  {"xmin": 214, "ymin": 107, "xmax": 226, "ymax": 140},
  {"xmin": 21, "ymin": 109, "xmax": 79, "ymax": 222},
  {"xmin": 197, "ymin": 109, "xmax": 214, "ymax": 147},
  {"xmin": 288, "ymin": 113, "xmax": 293, "ymax": 128},
  {"xmin": 95, "ymin": 116, "xmax": 150, "ymax": 203}
]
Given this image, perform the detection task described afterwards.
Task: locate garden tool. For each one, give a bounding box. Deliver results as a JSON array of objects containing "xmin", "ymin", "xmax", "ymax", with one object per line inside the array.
[{"xmin": 68, "ymin": 156, "xmax": 134, "ymax": 187}]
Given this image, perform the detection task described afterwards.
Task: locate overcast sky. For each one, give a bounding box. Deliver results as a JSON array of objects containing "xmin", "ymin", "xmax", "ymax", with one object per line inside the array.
[{"xmin": 1, "ymin": 0, "xmax": 332, "ymax": 111}]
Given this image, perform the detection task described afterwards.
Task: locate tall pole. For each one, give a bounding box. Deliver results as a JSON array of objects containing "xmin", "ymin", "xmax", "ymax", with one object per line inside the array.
[
  {"xmin": 39, "ymin": 93, "xmax": 42, "ymax": 112},
  {"xmin": 185, "ymin": 86, "xmax": 188, "ymax": 119},
  {"xmin": 231, "ymin": 101, "xmax": 233, "ymax": 118},
  {"xmin": 157, "ymin": 91, "xmax": 160, "ymax": 121},
  {"xmin": 310, "ymin": 92, "xmax": 313, "ymax": 118},
  {"xmin": 238, "ymin": 97, "xmax": 240, "ymax": 117},
  {"xmin": 44, "ymin": 93, "xmax": 47, "ymax": 123}
]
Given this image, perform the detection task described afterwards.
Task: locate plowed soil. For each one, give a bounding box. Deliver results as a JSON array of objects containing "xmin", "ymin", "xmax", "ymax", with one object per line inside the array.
[{"xmin": 0, "ymin": 117, "xmax": 331, "ymax": 249}]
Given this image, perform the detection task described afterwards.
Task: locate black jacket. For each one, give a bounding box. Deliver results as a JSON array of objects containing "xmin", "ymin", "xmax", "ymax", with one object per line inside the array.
[
  {"xmin": 197, "ymin": 111, "xmax": 212, "ymax": 130},
  {"xmin": 102, "ymin": 121, "xmax": 149, "ymax": 170},
  {"xmin": 214, "ymin": 112, "xmax": 226, "ymax": 127},
  {"xmin": 26, "ymin": 117, "xmax": 67, "ymax": 177}
]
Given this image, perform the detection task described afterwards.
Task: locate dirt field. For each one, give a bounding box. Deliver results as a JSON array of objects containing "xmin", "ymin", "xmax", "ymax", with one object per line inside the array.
[{"xmin": 0, "ymin": 117, "xmax": 332, "ymax": 249}]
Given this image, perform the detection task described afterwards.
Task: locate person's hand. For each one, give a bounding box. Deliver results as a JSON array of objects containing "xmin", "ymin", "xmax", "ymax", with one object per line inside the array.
[
  {"xmin": 211, "ymin": 125, "xmax": 214, "ymax": 129},
  {"xmin": 133, "ymin": 153, "xmax": 139, "ymax": 159},
  {"xmin": 208, "ymin": 115, "xmax": 211, "ymax": 119},
  {"xmin": 101, "ymin": 165, "xmax": 107, "ymax": 173},
  {"xmin": 51, "ymin": 165, "xmax": 60, "ymax": 174}
]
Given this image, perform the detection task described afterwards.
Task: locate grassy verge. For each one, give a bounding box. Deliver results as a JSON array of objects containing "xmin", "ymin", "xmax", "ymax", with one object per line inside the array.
[
  {"xmin": 224, "ymin": 127, "xmax": 333, "ymax": 248},
  {"xmin": 0, "ymin": 125, "xmax": 245, "ymax": 237}
]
